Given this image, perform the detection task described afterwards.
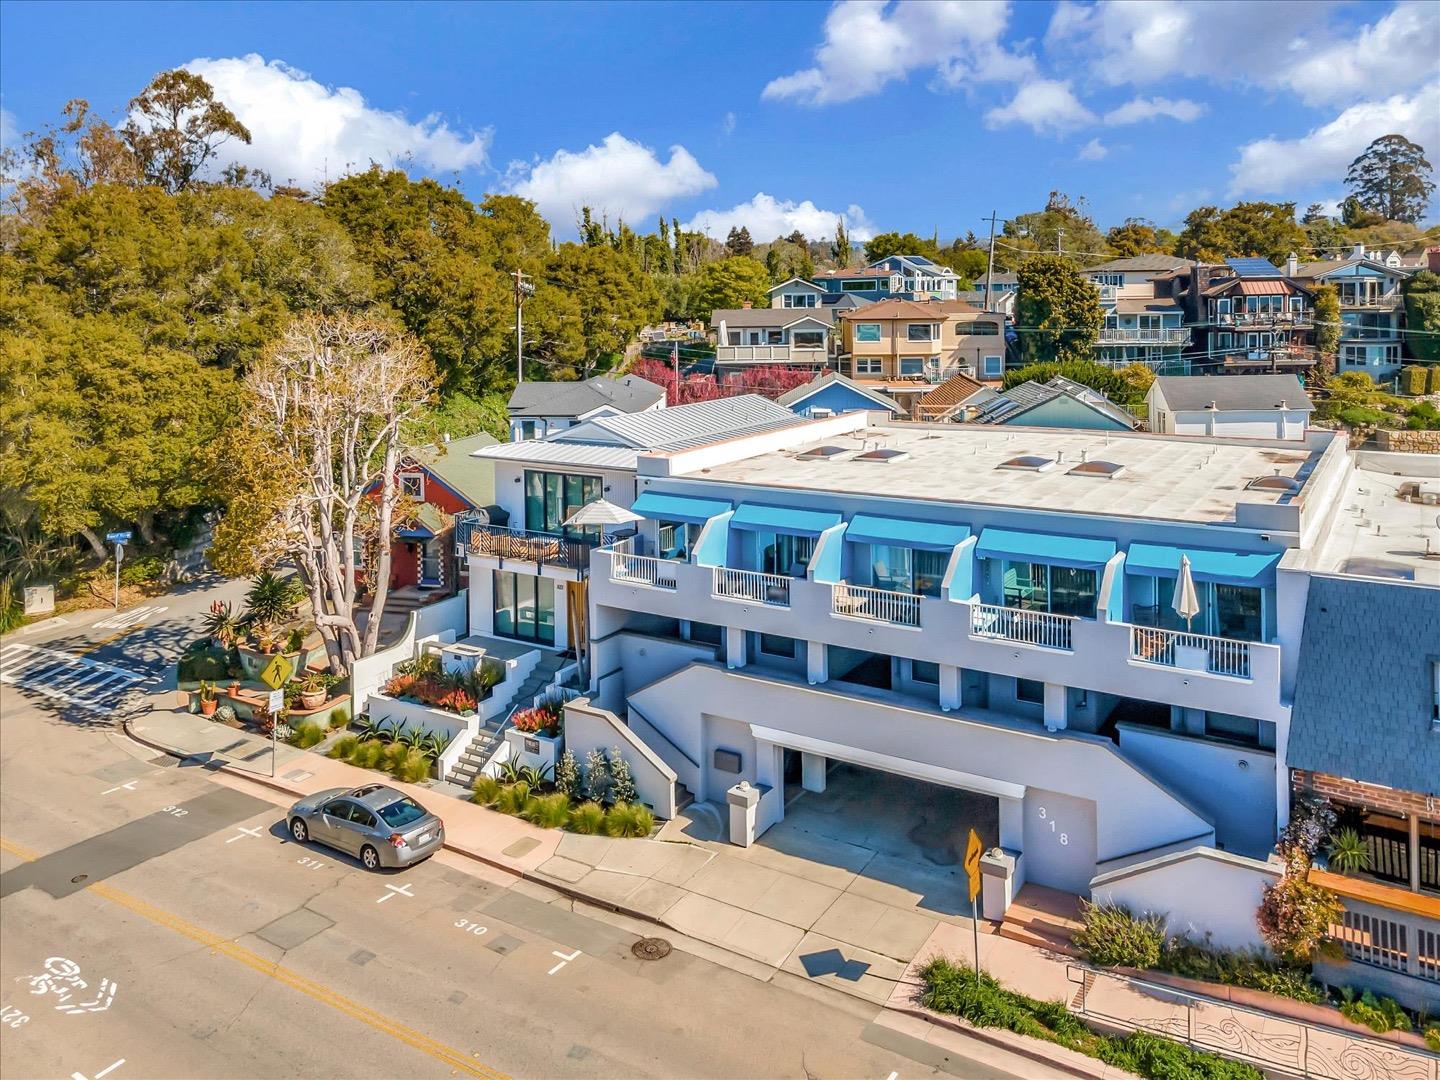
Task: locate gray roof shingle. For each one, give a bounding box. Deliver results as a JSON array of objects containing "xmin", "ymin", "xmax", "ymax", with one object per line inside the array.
[
  {"xmin": 1152, "ymin": 375, "xmax": 1313, "ymax": 413},
  {"xmin": 507, "ymin": 374, "xmax": 665, "ymax": 418},
  {"xmin": 1288, "ymin": 576, "xmax": 1440, "ymax": 796}
]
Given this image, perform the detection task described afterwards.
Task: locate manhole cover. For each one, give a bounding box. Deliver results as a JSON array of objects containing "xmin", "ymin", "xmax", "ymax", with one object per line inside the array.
[
  {"xmin": 70, "ymin": 874, "xmax": 88, "ymax": 884},
  {"xmin": 631, "ymin": 937, "xmax": 672, "ymax": 961}
]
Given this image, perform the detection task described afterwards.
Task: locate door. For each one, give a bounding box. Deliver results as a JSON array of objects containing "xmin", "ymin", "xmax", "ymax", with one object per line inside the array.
[
  {"xmin": 493, "ymin": 570, "xmax": 556, "ymax": 645},
  {"xmin": 419, "ymin": 541, "xmax": 441, "ymax": 587},
  {"xmin": 338, "ymin": 806, "xmax": 380, "ymax": 856},
  {"xmin": 316, "ymin": 799, "xmax": 356, "ymax": 850}
]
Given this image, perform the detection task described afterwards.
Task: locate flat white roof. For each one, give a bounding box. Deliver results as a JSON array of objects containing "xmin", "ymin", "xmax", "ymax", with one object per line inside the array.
[
  {"xmin": 1308, "ymin": 456, "xmax": 1440, "ymax": 585},
  {"xmin": 684, "ymin": 422, "xmax": 1322, "ymax": 525}
]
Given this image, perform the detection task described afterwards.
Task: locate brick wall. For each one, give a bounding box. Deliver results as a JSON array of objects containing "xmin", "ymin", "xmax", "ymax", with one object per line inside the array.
[
  {"xmin": 1292, "ymin": 769, "xmax": 1439, "ymax": 822},
  {"xmin": 1374, "ymin": 428, "xmax": 1440, "ymax": 452}
]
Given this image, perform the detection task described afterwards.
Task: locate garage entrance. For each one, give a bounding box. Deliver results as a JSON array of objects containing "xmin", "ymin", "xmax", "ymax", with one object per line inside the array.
[{"xmin": 768, "ymin": 758, "xmax": 1000, "ymax": 916}]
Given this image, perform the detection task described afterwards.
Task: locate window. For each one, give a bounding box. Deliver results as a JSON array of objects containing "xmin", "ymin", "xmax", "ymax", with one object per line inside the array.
[
  {"xmin": 657, "ymin": 519, "xmax": 701, "ymax": 560},
  {"xmin": 493, "ymin": 570, "xmax": 556, "ymax": 645},
  {"xmin": 982, "ymin": 355, "xmax": 1003, "ymax": 377},
  {"xmin": 378, "ymin": 798, "xmax": 426, "ymax": 828},
  {"xmin": 906, "ymin": 323, "xmax": 937, "ymax": 341},
  {"xmin": 842, "ymin": 279, "xmax": 876, "ymax": 292},
  {"xmin": 1431, "ymin": 660, "xmax": 1439, "ymax": 726},
  {"xmin": 727, "ymin": 331, "xmax": 740, "ymax": 346},
  {"xmin": 517, "ymin": 420, "xmax": 537, "ymax": 441},
  {"xmin": 791, "ymin": 330, "xmax": 824, "ymax": 348},
  {"xmin": 854, "ymin": 358, "xmax": 883, "ymax": 375},
  {"xmin": 350, "ymin": 807, "xmax": 378, "ymax": 828},
  {"xmin": 782, "ymin": 293, "xmax": 817, "ymax": 308},
  {"xmin": 766, "ymin": 330, "xmax": 783, "ymax": 345},
  {"xmin": 960, "ymin": 321, "xmax": 1000, "ymax": 337},
  {"xmin": 400, "ymin": 472, "xmax": 425, "ymax": 499},
  {"xmin": 899, "ymin": 358, "xmax": 925, "ymax": 376},
  {"xmin": 1003, "ymin": 562, "xmax": 1096, "ymax": 618},
  {"xmin": 524, "ymin": 470, "xmax": 602, "ymax": 539},
  {"xmin": 854, "ymin": 322, "xmax": 882, "ymax": 342},
  {"xmin": 323, "ymin": 799, "xmax": 355, "ymax": 819},
  {"xmin": 759, "ymin": 633, "xmax": 798, "ymax": 658},
  {"xmin": 687, "ymin": 621, "xmax": 723, "ymax": 647},
  {"xmin": 1204, "ymin": 712, "xmax": 1260, "ymax": 745},
  {"xmin": 757, "ymin": 532, "xmax": 814, "ymax": 577},
  {"xmin": 1091, "ymin": 273, "xmax": 1124, "ymax": 287},
  {"xmin": 1016, "ymin": 678, "xmax": 1045, "ymax": 704},
  {"xmin": 911, "ymin": 660, "xmax": 940, "ymax": 684}
]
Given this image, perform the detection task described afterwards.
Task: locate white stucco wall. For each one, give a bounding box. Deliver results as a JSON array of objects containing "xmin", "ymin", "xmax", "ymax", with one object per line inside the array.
[
  {"xmin": 1091, "ymin": 849, "xmax": 1281, "ymax": 951},
  {"xmin": 1162, "ymin": 409, "xmax": 1307, "ymax": 441},
  {"xmin": 350, "ymin": 590, "xmax": 469, "ymax": 714},
  {"xmin": 1116, "ymin": 724, "xmax": 1275, "ymax": 857},
  {"xmin": 627, "ymin": 662, "xmax": 1215, "ymax": 892},
  {"xmin": 563, "ymin": 699, "xmax": 677, "ymax": 818}
]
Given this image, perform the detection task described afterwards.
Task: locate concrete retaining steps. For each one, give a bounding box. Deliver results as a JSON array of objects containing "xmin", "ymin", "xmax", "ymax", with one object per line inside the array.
[
  {"xmin": 446, "ymin": 652, "xmax": 570, "ymax": 788},
  {"xmin": 998, "ymin": 883, "xmax": 1085, "ymax": 957}
]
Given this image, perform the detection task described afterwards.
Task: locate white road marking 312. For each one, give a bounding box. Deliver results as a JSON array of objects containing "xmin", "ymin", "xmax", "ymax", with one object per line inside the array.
[
  {"xmin": 71, "ymin": 1057, "xmax": 125, "ymax": 1080},
  {"xmin": 0, "ymin": 643, "xmax": 145, "ymax": 711}
]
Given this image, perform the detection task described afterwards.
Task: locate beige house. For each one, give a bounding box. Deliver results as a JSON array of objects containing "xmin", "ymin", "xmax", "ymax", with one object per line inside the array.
[{"xmin": 837, "ymin": 299, "xmax": 1007, "ymax": 416}]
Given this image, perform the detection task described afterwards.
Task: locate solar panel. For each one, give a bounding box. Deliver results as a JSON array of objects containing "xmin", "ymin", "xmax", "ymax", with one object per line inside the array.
[{"xmin": 1225, "ymin": 257, "xmax": 1282, "ymax": 277}]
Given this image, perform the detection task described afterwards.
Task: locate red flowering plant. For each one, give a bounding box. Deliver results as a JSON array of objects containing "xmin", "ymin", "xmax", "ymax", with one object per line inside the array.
[{"xmin": 512, "ymin": 705, "xmax": 561, "ymax": 737}]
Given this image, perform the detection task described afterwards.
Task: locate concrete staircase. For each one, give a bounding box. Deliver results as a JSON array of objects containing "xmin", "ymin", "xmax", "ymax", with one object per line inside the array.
[
  {"xmin": 445, "ymin": 652, "xmax": 570, "ymax": 789},
  {"xmin": 383, "ymin": 588, "xmax": 430, "ymax": 617},
  {"xmin": 998, "ymin": 883, "xmax": 1085, "ymax": 957},
  {"xmin": 675, "ymin": 780, "xmax": 695, "ymax": 812}
]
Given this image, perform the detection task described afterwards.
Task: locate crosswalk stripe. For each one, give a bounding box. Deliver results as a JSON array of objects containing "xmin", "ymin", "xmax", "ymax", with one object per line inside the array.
[
  {"xmin": 1, "ymin": 643, "xmax": 146, "ymax": 711},
  {"xmin": 93, "ymin": 605, "xmax": 167, "ymax": 630}
]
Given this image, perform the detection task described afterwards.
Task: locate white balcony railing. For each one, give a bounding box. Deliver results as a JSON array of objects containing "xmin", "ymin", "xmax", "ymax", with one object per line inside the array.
[
  {"xmin": 716, "ymin": 344, "xmax": 828, "ymax": 364},
  {"xmin": 832, "ymin": 583, "xmax": 920, "ymax": 628},
  {"xmin": 713, "ymin": 567, "xmax": 791, "ymax": 607},
  {"xmin": 971, "ymin": 604, "xmax": 1076, "ymax": 651},
  {"xmin": 610, "ymin": 551, "xmax": 678, "ymax": 591},
  {"xmin": 1129, "ymin": 626, "xmax": 1252, "ymax": 679},
  {"xmin": 1097, "ymin": 328, "xmax": 1190, "ymax": 344}
]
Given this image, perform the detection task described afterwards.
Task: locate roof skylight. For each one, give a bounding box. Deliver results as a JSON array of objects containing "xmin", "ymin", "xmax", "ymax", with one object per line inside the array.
[
  {"xmin": 854, "ymin": 448, "xmax": 908, "ymax": 462},
  {"xmin": 1068, "ymin": 460, "xmax": 1124, "ymax": 479},
  {"xmin": 797, "ymin": 445, "xmax": 849, "ymax": 461},
  {"xmin": 1246, "ymin": 474, "xmax": 1301, "ymax": 493},
  {"xmin": 997, "ymin": 455, "xmax": 1055, "ymax": 472}
]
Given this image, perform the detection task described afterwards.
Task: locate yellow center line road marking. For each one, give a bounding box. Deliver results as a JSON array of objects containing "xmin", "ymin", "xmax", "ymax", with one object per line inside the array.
[{"xmin": 0, "ymin": 837, "xmax": 508, "ymax": 1080}]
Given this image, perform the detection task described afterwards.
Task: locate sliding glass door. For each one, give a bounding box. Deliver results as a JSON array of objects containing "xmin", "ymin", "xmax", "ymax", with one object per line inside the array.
[
  {"xmin": 1002, "ymin": 562, "xmax": 1096, "ymax": 617},
  {"xmin": 870, "ymin": 545, "xmax": 947, "ymax": 597},
  {"xmin": 524, "ymin": 471, "xmax": 602, "ymax": 542},
  {"xmin": 493, "ymin": 570, "xmax": 556, "ymax": 645},
  {"xmin": 756, "ymin": 531, "xmax": 814, "ymax": 577}
]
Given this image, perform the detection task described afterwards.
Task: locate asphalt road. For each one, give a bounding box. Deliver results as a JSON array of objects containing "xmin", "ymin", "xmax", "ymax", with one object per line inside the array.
[{"xmin": 0, "ymin": 585, "xmax": 1016, "ymax": 1080}]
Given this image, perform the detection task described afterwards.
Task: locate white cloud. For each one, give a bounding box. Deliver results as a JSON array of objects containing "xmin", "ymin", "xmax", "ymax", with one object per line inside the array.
[
  {"xmin": 1103, "ymin": 96, "xmax": 1204, "ymax": 125},
  {"xmin": 685, "ymin": 193, "xmax": 874, "ymax": 242},
  {"xmin": 984, "ymin": 79, "xmax": 1095, "ymax": 135},
  {"xmin": 763, "ymin": 0, "xmax": 1030, "ymax": 105},
  {"xmin": 1048, "ymin": 0, "xmax": 1439, "ymax": 107},
  {"xmin": 1229, "ymin": 82, "xmax": 1440, "ymax": 196},
  {"xmin": 508, "ymin": 132, "xmax": 716, "ymax": 227},
  {"xmin": 0, "ymin": 106, "xmax": 20, "ymax": 154},
  {"xmin": 1077, "ymin": 138, "xmax": 1108, "ymax": 162},
  {"xmin": 723, "ymin": 111, "xmax": 737, "ymax": 135},
  {"xmin": 181, "ymin": 54, "xmax": 490, "ymax": 185}
]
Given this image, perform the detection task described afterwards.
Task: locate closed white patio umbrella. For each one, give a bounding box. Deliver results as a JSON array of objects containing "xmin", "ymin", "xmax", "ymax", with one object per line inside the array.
[
  {"xmin": 1172, "ymin": 553, "xmax": 1201, "ymax": 631},
  {"xmin": 563, "ymin": 498, "xmax": 643, "ymax": 529}
]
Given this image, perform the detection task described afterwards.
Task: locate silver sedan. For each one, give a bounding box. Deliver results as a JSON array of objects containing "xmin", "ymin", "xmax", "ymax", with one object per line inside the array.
[{"xmin": 287, "ymin": 784, "xmax": 445, "ymax": 870}]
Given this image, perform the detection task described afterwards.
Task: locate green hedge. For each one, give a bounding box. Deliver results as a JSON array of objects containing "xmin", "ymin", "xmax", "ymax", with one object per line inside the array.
[
  {"xmin": 1400, "ymin": 366, "xmax": 1428, "ymax": 396},
  {"xmin": 920, "ymin": 958, "xmax": 1263, "ymax": 1080}
]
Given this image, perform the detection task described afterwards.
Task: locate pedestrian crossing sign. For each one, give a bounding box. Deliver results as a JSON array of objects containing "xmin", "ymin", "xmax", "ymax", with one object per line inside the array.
[{"xmin": 259, "ymin": 653, "xmax": 295, "ymax": 691}]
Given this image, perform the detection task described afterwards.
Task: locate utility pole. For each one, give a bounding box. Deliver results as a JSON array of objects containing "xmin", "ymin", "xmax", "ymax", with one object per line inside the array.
[
  {"xmin": 1056, "ymin": 227, "xmax": 1064, "ymax": 256},
  {"xmin": 671, "ymin": 340, "xmax": 680, "ymax": 402},
  {"xmin": 512, "ymin": 270, "xmax": 534, "ymax": 384},
  {"xmin": 983, "ymin": 211, "xmax": 999, "ymax": 313}
]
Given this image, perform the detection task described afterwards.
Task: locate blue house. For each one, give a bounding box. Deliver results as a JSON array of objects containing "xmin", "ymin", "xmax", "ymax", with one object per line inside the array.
[
  {"xmin": 968, "ymin": 376, "xmax": 1138, "ymax": 430},
  {"xmin": 776, "ymin": 371, "xmax": 902, "ymax": 419},
  {"xmin": 813, "ymin": 254, "xmax": 960, "ymax": 303}
]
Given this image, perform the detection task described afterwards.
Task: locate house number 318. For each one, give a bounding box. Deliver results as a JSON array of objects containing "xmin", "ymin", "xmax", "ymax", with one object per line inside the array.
[{"xmin": 1037, "ymin": 806, "xmax": 1068, "ymax": 845}]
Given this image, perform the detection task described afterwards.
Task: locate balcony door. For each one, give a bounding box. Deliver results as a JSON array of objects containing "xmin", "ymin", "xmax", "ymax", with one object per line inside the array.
[
  {"xmin": 1002, "ymin": 562, "xmax": 1096, "ymax": 618},
  {"xmin": 757, "ymin": 531, "xmax": 814, "ymax": 577},
  {"xmin": 525, "ymin": 471, "xmax": 602, "ymax": 542},
  {"xmin": 493, "ymin": 570, "xmax": 556, "ymax": 645}
]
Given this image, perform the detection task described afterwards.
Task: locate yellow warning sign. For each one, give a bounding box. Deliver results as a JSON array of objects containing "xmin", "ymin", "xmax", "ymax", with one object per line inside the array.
[
  {"xmin": 964, "ymin": 828, "xmax": 983, "ymax": 903},
  {"xmin": 259, "ymin": 652, "xmax": 296, "ymax": 691}
]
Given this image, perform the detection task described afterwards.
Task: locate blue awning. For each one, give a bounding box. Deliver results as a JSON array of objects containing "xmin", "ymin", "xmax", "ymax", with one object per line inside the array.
[
  {"xmin": 630, "ymin": 491, "xmax": 732, "ymax": 525},
  {"xmin": 846, "ymin": 514, "xmax": 970, "ymax": 552},
  {"xmin": 975, "ymin": 527, "xmax": 1117, "ymax": 570},
  {"xmin": 730, "ymin": 503, "xmax": 843, "ymax": 538},
  {"xmin": 1126, "ymin": 543, "xmax": 1280, "ymax": 587},
  {"xmin": 397, "ymin": 526, "xmax": 435, "ymax": 540}
]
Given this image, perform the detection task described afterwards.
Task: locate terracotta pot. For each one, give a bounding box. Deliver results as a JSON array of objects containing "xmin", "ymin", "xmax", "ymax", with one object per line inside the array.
[
  {"xmin": 299, "ymin": 690, "xmax": 326, "ymax": 710},
  {"xmin": 199, "ymin": 697, "xmax": 218, "ymax": 716}
]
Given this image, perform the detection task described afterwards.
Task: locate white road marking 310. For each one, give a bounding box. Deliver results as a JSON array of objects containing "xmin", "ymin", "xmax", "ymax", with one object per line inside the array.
[{"xmin": 0, "ymin": 644, "xmax": 146, "ymax": 711}]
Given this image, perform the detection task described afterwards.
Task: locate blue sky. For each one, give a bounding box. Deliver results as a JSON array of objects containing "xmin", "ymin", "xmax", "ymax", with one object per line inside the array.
[{"xmin": 2, "ymin": 0, "xmax": 1437, "ymax": 243}]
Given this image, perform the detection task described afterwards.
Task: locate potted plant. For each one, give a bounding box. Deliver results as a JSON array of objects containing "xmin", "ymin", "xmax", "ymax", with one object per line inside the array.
[
  {"xmin": 297, "ymin": 673, "xmax": 329, "ymax": 711},
  {"xmin": 202, "ymin": 601, "xmax": 240, "ymax": 649},
  {"xmin": 1326, "ymin": 828, "xmax": 1373, "ymax": 875},
  {"xmin": 197, "ymin": 680, "xmax": 218, "ymax": 716}
]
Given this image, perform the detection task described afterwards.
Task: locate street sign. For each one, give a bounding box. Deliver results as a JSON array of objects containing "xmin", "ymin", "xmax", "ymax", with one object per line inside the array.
[
  {"xmin": 259, "ymin": 653, "xmax": 296, "ymax": 691},
  {"xmin": 266, "ymin": 689, "xmax": 284, "ymax": 714},
  {"xmin": 964, "ymin": 828, "xmax": 983, "ymax": 903},
  {"xmin": 105, "ymin": 531, "xmax": 132, "ymax": 545}
]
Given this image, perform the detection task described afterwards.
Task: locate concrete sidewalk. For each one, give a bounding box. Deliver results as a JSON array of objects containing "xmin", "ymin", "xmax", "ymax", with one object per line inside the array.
[{"xmin": 130, "ymin": 699, "xmax": 982, "ymax": 1006}]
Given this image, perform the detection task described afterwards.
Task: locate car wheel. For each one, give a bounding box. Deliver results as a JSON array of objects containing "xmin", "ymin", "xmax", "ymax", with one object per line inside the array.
[
  {"xmin": 291, "ymin": 818, "xmax": 308, "ymax": 843},
  {"xmin": 360, "ymin": 845, "xmax": 380, "ymax": 871}
]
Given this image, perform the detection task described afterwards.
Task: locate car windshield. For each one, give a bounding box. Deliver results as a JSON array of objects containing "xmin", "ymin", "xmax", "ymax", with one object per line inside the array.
[{"xmin": 377, "ymin": 798, "xmax": 427, "ymax": 828}]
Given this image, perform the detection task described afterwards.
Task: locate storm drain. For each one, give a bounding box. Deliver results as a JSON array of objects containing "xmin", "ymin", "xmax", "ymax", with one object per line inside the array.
[{"xmin": 631, "ymin": 937, "xmax": 672, "ymax": 961}]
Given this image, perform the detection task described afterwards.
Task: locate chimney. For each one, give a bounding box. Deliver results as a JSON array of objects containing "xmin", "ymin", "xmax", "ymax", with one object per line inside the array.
[
  {"xmin": 1352, "ymin": 242, "xmax": 1366, "ymax": 259},
  {"xmin": 1285, "ymin": 252, "xmax": 1298, "ymax": 277}
]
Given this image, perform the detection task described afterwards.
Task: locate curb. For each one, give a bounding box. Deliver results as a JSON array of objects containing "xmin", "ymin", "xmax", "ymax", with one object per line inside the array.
[
  {"xmin": 884, "ymin": 1003, "xmax": 1108, "ymax": 1080},
  {"xmin": 121, "ymin": 717, "xmax": 673, "ymax": 930}
]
